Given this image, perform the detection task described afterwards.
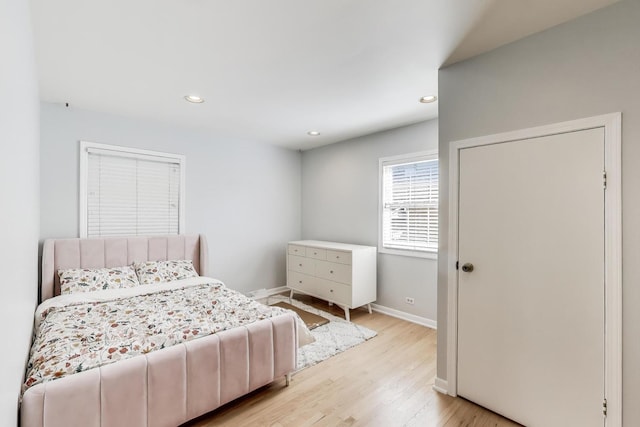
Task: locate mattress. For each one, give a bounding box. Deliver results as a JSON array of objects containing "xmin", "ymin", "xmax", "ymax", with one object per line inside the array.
[{"xmin": 24, "ymin": 276, "xmax": 311, "ymax": 394}]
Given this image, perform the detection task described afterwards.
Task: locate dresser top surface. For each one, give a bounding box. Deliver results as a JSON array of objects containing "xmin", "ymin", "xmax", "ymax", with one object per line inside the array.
[{"xmin": 288, "ymin": 240, "xmax": 376, "ymax": 251}]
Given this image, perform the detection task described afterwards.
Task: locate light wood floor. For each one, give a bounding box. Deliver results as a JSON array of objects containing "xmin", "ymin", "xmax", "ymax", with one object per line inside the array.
[{"xmin": 185, "ymin": 295, "xmax": 520, "ymax": 427}]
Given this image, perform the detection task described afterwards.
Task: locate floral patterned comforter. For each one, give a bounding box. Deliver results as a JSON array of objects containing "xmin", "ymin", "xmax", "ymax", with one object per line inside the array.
[{"xmin": 23, "ymin": 277, "xmax": 301, "ymax": 393}]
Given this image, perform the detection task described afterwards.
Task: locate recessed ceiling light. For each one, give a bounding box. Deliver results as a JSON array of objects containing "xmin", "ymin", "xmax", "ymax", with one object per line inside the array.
[
  {"xmin": 419, "ymin": 95, "xmax": 437, "ymax": 103},
  {"xmin": 184, "ymin": 95, "xmax": 204, "ymax": 103},
  {"xmin": 307, "ymin": 131, "xmax": 321, "ymax": 136}
]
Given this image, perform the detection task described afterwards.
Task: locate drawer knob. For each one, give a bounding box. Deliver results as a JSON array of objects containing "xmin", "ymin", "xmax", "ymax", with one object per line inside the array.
[
  {"xmin": 314, "ymin": 252, "xmax": 317, "ymax": 255},
  {"xmin": 298, "ymin": 280, "xmax": 302, "ymax": 284},
  {"xmin": 336, "ymin": 256, "xmax": 340, "ymax": 259},
  {"xmin": 299, "ymin": 264, "xmax": 302, "ymax": 267},
  {"xmin": 330, "ymin": 289, "xmax": 334, "ymax": 293},
  {"xmin": 330, "ymin": 270, "xmax": 334, "ymax": 274}
]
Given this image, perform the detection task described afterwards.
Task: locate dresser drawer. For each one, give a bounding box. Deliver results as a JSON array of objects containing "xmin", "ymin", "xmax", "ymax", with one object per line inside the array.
[
  {"xmin": 317, "ymin": 278, "xmax": 352, "ymax": 306},
  {"xmin": 315, "ymin": 260, "xmax": 351, "ymax": 285},
  {"xmin": 305, "ymin": 247, "xmax": 326, "ymax": 260},
  {"xmin": 288, "ymin": 254, "xmax": 315, "ymax": 275},
  {"xmin": 326, "ymin": 249, "xmax": 352, "ymax": 265},
  {"xmin": 288, "ymin": 244, "xmax": 306, "ymax": 256},
  {"xmin": 287, "ymin": 271, "xmax": 316, "ymax": 293}
]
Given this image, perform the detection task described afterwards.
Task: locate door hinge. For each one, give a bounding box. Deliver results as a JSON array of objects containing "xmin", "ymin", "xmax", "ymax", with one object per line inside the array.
[
  {"xmin": 603, "ymin": 170, "xmax": 607, "ymax": 189},
  {"xmin": 603, "ymin": 398, "xmax": 607, "ymax": 417},
  {"xmin": 456, "ymin": 261, "xmax": 459, "ymax": 270}
]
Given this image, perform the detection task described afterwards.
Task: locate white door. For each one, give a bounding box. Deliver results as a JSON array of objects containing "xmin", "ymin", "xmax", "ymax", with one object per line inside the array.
[{"xmin": 457, "ymin": 128, "xmax": 605, "ymax": 427}]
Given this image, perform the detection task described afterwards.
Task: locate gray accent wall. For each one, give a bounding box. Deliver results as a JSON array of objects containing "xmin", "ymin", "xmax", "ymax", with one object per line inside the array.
[
  {"xmin": 1, "ymin": 0, "xmax": 40, "ymax": 424},
  {"xmin": 301, "ymin": 120, "xmax": 438, "ymax": 321},
  {"xmin": 40, "ymin": 103, "xmax": 302, "ymax": 294},
  {"xmin": 437, "ymin": 0, "xmax": 640, "ymax": 423}
]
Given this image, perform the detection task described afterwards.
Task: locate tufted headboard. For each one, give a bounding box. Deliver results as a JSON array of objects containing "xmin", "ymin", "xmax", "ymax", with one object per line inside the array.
[{"xmin": 41, "ymin": 234, "xmax": 209, "ymax": 302}]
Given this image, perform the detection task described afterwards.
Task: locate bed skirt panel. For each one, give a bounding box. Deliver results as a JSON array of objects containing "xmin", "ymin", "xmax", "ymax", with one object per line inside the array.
[{"xmin": 20, "ymin": 313, "xmax": 298, "ymax": 427}]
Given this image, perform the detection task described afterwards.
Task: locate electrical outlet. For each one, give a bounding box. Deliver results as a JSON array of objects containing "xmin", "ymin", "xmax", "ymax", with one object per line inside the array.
[{"xmin": 405, "ymin": 297, "xmax": 415, "ymax": 305}]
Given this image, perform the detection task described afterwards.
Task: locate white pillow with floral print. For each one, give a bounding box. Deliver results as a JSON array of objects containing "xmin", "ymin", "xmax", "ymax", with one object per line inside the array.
[
  {"xmin": 133, "ymin": 259, "xmax": 199, "ymax": 285},
  {"xmin": 58, "ymin": 266, "xmax": 140, "ymax": 294}
]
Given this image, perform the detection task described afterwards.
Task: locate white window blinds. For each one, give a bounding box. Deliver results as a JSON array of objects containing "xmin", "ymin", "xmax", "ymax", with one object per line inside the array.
[
  {"xmin": 381, "ymin": 156, "xmax": 438, "ymax": 253},
  {"xmin": 81, "ymin": 143, "xmax": 184, "ymax": 238}
]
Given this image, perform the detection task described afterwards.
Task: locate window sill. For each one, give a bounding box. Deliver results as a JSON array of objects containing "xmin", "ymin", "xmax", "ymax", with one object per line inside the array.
[{"xmin": 378, "ymin": 247, "xmax": 438, "ymax": 260}]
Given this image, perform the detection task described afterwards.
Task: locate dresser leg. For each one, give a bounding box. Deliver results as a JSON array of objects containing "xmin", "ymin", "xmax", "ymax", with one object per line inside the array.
[
  {"xmin": 344, "ymin": 307, "xmax": 350, "ymax": 322},
  {"xmin": 285, "ymin": 373, "xmax": 292, "ymax": 387},
  {"xmin": 367, "ymin": 303, "xmax": 372, "ymax": 314},
  {"xmin": 289, "ymin": 289, "xmax": 294, "ymax": 304}
]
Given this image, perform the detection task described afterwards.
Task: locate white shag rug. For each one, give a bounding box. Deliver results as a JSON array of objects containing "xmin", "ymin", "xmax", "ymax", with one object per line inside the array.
[{"xmin": 267, "ymin": 295, "xmax": 377, "ymax": 372}]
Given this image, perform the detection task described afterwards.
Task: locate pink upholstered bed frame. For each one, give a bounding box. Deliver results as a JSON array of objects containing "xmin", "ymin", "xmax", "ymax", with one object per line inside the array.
[{"xmin": 21, "ymin": 235, "xmax": 297, "ymax": 427}]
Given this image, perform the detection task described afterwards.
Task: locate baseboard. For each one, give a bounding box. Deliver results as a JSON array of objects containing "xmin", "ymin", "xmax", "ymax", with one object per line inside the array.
[
  {"xmin": 369, "ymin": 303, "xmax": 437, "ymax": 329},
  {"xmin": 248, "ymin": 286, "xmax": 289, "ymax": 300},
  {"xmin": 253, "ymin": 291, "xmax": 437, "ymax": 330},
  {"xmin": 433, "ymin": 377, "xmax": 448, "ymax": 395},
  {"xmin": 264, "ymin": 286, "xmax": 289, "ymax": 297}
]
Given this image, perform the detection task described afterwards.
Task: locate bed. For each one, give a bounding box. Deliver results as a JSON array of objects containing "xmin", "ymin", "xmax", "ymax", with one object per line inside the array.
[{"xmin": 20, "ymin": 234, "xmax": 306, "ymax": 427}]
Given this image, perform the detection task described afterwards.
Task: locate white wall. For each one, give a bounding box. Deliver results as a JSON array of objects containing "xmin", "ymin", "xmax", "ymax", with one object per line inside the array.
[
  {"xmin": 0, "ymin": 0, "xmax": 40, "ymax": 424},
  {"xmin": 40, "ymin": 103, "xmax": 301, "ymax": 294},
  {"xmin": 437, "ymin": 0, "xmax": 640, "ymax": 423},
  {"xmin": 301, "ymin": 120, "xmax": 438, "ymax": 321}
]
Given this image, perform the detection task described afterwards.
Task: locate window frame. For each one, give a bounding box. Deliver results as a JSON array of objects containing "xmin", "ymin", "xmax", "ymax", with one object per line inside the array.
[
  {"xmin": 79, "ymin": 141, "xmax": 186, "ymax": 238},
  {"xmin": 378, "ymin": 150, "xmax": 438, "ymax": 260}
]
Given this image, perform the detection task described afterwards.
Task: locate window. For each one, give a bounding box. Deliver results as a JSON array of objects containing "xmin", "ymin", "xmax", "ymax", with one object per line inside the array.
[
  {"xmin": 79, "ymin": 141, "xmax": 185, "ymax": 238},
  {"xmin": 379, "ymin": 151, "xmax": 438, "ymax": 259}
]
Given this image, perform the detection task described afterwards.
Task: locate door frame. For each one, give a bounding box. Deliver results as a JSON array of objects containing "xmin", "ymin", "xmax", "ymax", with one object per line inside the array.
[{"xmin": 446, "ymin": 113, "xmax": 622, "ymax": 425}]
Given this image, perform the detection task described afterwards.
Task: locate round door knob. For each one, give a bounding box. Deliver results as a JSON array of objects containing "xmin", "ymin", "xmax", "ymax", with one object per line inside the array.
[{"xmin": 461, "ymin": 263, "xmax": 474, "ymax": 273}]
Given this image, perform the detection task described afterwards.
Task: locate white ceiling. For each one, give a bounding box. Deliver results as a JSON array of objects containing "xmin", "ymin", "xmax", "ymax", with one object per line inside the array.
[{"xmin": 30, "ymin": 0, "xmax": 619, "ymax": 150}]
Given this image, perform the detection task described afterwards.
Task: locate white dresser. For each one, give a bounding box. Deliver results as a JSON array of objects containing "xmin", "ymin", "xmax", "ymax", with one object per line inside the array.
[{"xmin": 286, "ymin": 240, "xmax": 376, "ymax": 321}]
